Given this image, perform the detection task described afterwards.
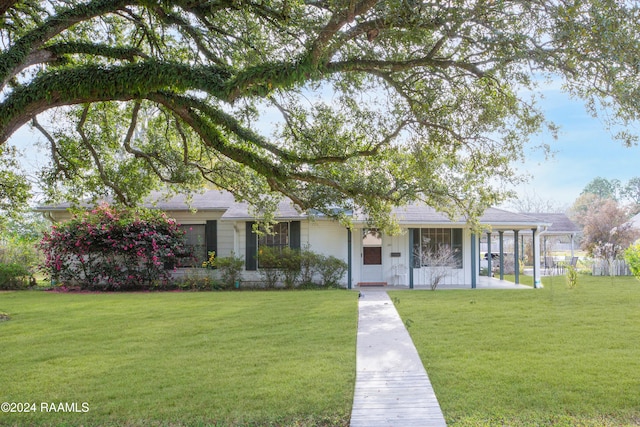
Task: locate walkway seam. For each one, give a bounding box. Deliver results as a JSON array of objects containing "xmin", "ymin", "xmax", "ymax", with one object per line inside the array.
[{"xmin": 350, "ymin": 290, "xmax": 447, "ymax": 427}]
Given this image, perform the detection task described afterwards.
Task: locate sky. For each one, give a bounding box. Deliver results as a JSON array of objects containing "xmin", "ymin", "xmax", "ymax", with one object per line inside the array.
[
  {"xmin": 7, "ymin": 81, "xmax": 640, "ymax": 211},
  {"xmin": 509, "ymin": 83, "xmax": 640, "ymax": 210}
]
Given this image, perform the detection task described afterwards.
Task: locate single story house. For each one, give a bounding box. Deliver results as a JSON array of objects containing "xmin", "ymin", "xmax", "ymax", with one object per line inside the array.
[{"xmin": 37, "ymin": 190, "xmax": 551, "ymax": 288}]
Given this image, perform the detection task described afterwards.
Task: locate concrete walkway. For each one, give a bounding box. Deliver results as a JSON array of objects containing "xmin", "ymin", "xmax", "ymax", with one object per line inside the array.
[{"xmin": 350, "ymin": 289, "xmax": 447, "ymax": 426}]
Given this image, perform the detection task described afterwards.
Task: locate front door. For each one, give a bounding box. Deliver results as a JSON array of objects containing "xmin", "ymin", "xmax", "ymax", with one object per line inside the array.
[{"xmin": 361, "ymin": 229, "xmax": 383, "ymax": 282}]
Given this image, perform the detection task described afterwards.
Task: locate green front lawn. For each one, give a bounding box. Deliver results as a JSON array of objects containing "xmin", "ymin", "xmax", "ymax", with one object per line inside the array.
[
  {"xmin": 390, "ymin": 275, "xmax": 640, "ymax": 426},
  {"xmin": 0, "ymin": 290, "xmax": 358, "ymax": 427}
]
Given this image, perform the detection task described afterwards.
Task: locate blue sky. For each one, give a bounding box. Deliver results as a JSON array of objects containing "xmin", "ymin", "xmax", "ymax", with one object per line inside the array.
[
  {"xmin": 7, "ymin": 82, "xmax": 640, "ymax": 210},
  {"xmin": 511, "ymin": 84, "xmax": 640, "ymax": 209}
]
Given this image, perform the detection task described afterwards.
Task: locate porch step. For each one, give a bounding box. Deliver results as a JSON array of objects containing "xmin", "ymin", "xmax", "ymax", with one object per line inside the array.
[{"xmin": 357, "ymin": 282, "xmax": 388, "ymax": 287}]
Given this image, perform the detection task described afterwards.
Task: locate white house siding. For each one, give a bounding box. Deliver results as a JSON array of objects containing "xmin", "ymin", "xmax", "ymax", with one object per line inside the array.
[
  {"xmin": 384, "ymin": 233, "xmax": 410, "ymax": 286},
  {"xmin": 216, "ymin": 221, "xmax": 235, "ymax": 258},
  {"xmin": 307, "ymin": 220, "xmax": 348, "ymax": 258}
]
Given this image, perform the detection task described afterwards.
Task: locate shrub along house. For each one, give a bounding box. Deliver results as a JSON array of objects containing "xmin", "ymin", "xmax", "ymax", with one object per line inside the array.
[{"xmin": 37, "ymin": 190, "xmax": 549, "ymax": 288}]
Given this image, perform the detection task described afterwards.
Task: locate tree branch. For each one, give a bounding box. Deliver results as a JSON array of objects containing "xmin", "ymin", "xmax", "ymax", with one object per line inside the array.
[
  {"xmin": 76, "ymin": 105, "xmax": 129, "ymax": 205},
  {"xmin": 0, "ymin": 0, "xmax": 134, "ymax": 90},
  {"xmin": 31, "ymin": 116, "xmax": 76, "ymax": 181},
  {"xmin": 0, "ymin": 61, "xmax": 231, "ymax": 143}
]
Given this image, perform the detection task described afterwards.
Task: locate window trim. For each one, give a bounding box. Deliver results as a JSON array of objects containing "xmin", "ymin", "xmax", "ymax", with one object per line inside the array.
[
  {"xmin": 412, "ymin": 228, "xmax": 463, "ymax": 269},
  {"xmin": 257, "ymin": 222, "xmax": 290, "ymax": 269},
  {"xmin": 245, "ymin": 221, "xmax": 301, "ymax": 271}
]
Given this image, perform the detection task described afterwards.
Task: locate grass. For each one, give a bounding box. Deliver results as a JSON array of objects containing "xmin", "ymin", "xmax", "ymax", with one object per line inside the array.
[
  {"xmin": 389, "ymin": 275, "xmax": 640, "ymax": 426},
  {"xmin": 0, "ymin": 290, "xmax": 358, "ymax": 427}
]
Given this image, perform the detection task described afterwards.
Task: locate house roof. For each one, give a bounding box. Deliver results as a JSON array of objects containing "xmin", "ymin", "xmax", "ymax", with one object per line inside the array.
[
  {"xmin": 522, "ymin": 212, "xmax": 581, "ymax": 234},
  {"xmin": 385, "ymin": 204, "xmax": 546, "ymax": 229},
  {"xmin": 35, "ymin": 189, "xmax": 549, "ymax": 229},
  {"xmin": 221, "ymin": 200, "xmax": 306, "ymax": 220},
  {"xmin": 628, "ymin": 212, "xmax": 640, "ymax": 230},
  {"xmin": 36, "ymin": 190, "xmax": 236, "ymax": 212},
  {"xmin": 479, "ymin": 208, "xmax": 549, "ymax": 228},
  {"xmin": 146, "ymin": 190, "xmax": 236, "ymax": 211}
]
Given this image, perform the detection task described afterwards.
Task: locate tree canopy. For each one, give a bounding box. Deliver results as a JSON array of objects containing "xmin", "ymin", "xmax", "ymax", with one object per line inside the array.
[
  {"xmin": 2, "ymin": 0, "xmax": 640, "ymax": 229},
  {"xmin": 581, "ymin": 176, "xmax": 621, "ymax": 201}
]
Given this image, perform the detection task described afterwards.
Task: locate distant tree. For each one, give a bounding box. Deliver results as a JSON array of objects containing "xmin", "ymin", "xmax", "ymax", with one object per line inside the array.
[
  {"xmin": 568, "ymin": 193, "xmax": 601, "ymax": 229},
  {"xmin": 0, "ymin": 145, "xmax": 30, "ymax": 227},
  {"xmin": 0, "ymin": 212, "xmax": 47, "ymax": 272},
  {"xmin": 507, "ymin": 191, "xmax": 566, "ymax": 213},
  {"xmin": 581, "ymin": 177, "xmax": 621, "ymax": 201},
  {"xmin": 577, "ymin": 199, "xmax": 638, "ymax": 258},
  {"xmin": 621, "ymin": 177, "xmax": 640, "ymax": 215}
]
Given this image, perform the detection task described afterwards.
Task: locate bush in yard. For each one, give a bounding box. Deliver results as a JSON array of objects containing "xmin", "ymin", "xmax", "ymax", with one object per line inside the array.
[
  {"xmin": 214, "ymin": 252, "xmax": 244, "ymax": 289},
  {"xmin": 316, "ymin": 255, "xmax": 348, "ymax": 288},
  {"xmin": 299, "ymin": 247, "xmax": 321, "ymax": 287},
  {"xmin": 566, "ymin": 265, "xmax": 578, "ymax": 289},
  {"xmin": 624, "ymin": 240, "xmax": 640, "ymax": 281},
  {"xmin": 257, "ymin": 246, "xmax": 346, "ymax": 289},
  {"xmin": 279, "ymin": 247, "xmax": 301, "ymax": 288},
  {"xmin": 0, "ymin": 263, "xmax": 31, "ymax": 290},
  {"xmin": 39, "ymin": 204, "xmax": 188, "ymax": 291},
  {"xmin": 257, "ymin": 246, "xmax": 282, "ymax": 288},
  {"xmin": 257, "ymin": 246, "xmax": 301, "ymax": 288}
]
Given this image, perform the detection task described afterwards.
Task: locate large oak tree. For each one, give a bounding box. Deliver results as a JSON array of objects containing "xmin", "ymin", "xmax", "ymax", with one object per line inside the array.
[{"xmin": 1, "ymin": 0, "xmax": 639, "ymax": 229}]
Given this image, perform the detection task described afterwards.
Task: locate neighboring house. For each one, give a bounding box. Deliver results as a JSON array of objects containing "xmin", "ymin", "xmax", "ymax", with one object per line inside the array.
[
  {"xmin": 37, "ymin": 190, "xmax": 550, "ymax": 288},
  {"xmin": 627, "ymin": 212, "xmax": 640, "ymax": 232},
  {"xmin": 526, "ymin": 212, "xmax": 582, "ymax": 267}
]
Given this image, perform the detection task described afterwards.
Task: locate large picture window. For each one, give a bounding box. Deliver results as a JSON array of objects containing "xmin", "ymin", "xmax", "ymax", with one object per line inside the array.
[{"xmin": 412, "ymin": 228, "xmax": 463, "ymax": 268}]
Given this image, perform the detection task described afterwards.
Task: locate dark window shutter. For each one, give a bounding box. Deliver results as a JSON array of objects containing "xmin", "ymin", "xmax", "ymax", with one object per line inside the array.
[
  {"xmin": 290, "ymin": 221, "xmax": 301, "ymax": 250},
  {"xmin": 206, "ymin": 220, "xmax": 217, "ymax": 257},
  {"xmin": 245, "ymin": 221, "xmax": 257, "ymax": 271},
  {"xmin": 204, "ymin": 220, "xmax": 217, "ymax": 268}
]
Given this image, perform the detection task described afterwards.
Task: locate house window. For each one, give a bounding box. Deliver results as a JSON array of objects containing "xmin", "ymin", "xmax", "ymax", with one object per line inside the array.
[
  {"xmin": 178, "ymin": 220, "xmax": 217, "ymax": 268},
  {"xmin": 412, "ymin": 228, "xmax": 463, "ymax": 268},
  {"xmin": 258, "ymin": 222, "xmax": 289, "ymax": 268},
  {"xmin": 179, "ymin": 224, "xmax": 207, "ymax": 267},
  {"xmin": 259, "ymin": 222, "xmax": 289, "ymax": 252},
  {"xmin": 245, "ymin": 221, "xmax": 301, "ymax": 271}
]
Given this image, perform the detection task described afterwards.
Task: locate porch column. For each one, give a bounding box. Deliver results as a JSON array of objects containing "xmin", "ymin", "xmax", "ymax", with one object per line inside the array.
[
  {"xmin": 347, "ymin": 228, "xmax": 352, "ymax": 290},
  {"xmin": 513, "ymin": 230, "xmax": 520, "ymax": 284},
  {"xmin": 471, "ymin": 232, "xmax": 477, "ymax": 289},
  {"xmin": 409, "ymin": 228, "xmax": 415, "ymax": 289},
  {"xmin": 498, "ymin": 231, "xmax": 505, "ymax": 280},
  {"xmin": 532, "ymin": 228, "xmax": 538, "ymax": 288},
  {"xmin": 533, "ymin": 227, "xmax": 542, "ymax": 288},
  {"xmin": 486, "ymin": 231, "xmax": 492, "ymax": 278}
]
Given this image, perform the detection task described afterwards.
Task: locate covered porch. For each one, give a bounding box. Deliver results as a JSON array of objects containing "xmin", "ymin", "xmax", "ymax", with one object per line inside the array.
[
  {"xmin": 475, "ymin": 227, "xmax": 546, "ymax": 289},
  {"xmin": 355, "ymin": 275, "xmax": 531, "ymax": 290}
]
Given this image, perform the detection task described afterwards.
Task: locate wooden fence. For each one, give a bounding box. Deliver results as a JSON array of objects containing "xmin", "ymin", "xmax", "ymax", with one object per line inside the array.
[{"xmin": 592, "ymin": 259, "xmax": 632, "ymax": 276}]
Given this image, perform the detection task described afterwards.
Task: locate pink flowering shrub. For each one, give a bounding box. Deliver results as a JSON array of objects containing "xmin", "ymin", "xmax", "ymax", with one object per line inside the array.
[{"xmin": 39, "ymin": 204, "xmax": 188, "ymax": 291}]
